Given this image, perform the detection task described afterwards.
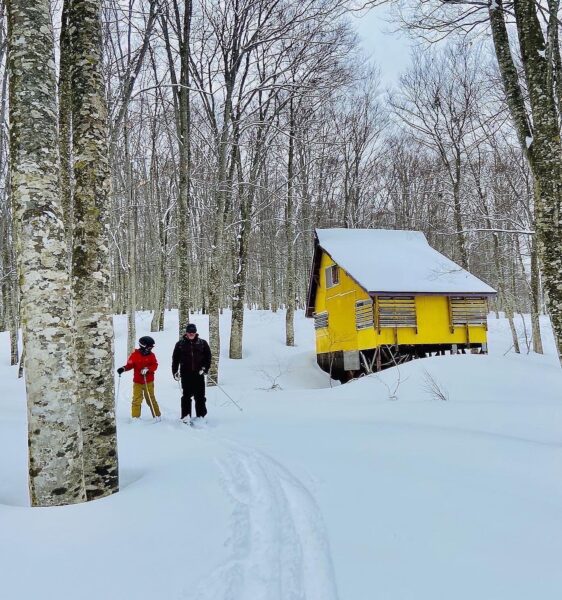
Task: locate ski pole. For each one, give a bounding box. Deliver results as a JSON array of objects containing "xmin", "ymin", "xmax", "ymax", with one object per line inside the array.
[
  {"xmin": 206, "ymin": 374, "xmax": 243, "ymax": 412},
  {"xmin": 142, "ymin": 372, "xmax": 158, "ymax": 418},
  {"xmin": 116, "ymin": 374, "xmax": 122, "ymax": 409}
]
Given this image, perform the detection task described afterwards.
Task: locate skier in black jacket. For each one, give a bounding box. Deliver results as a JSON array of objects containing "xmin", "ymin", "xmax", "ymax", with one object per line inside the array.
[{"xmin": 172, "ymin": 323, "xmax": 212, "ymax": 423}]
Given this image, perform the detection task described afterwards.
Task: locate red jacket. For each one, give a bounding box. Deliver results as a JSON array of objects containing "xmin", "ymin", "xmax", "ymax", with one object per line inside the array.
[{"xmin": 124, "ymin": 349, "xmax": 158, "ymax": 384}]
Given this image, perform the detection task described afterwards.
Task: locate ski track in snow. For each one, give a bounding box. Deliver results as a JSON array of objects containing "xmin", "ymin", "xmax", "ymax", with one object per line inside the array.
[{"xmin": 188, "ymin": 429, "xmax": 339, "ymax": 600}]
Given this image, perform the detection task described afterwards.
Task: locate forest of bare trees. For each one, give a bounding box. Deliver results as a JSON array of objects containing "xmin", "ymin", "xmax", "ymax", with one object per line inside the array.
[{"xmin": 0, "ymin": 0, "xmax": 561, "ymax": 504}]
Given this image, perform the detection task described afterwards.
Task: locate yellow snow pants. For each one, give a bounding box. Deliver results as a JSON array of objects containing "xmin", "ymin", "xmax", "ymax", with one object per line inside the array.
[{"xmin": 131, "ymin": 382, "xmax": 161, "ymax": 418}]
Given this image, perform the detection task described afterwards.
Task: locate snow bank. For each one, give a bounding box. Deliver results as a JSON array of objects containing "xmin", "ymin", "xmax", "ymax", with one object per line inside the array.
[{"xmin": 1, "ymin": 309, "xmax": 561, "ymax": 599}]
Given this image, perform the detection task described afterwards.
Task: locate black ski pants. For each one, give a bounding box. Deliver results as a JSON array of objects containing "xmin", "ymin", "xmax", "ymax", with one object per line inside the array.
[{"xmin": 180, "ymin": 372, "xmax": 207, "ymax": 418}]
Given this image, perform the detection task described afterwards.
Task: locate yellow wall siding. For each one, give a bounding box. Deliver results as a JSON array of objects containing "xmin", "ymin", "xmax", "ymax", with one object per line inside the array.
[
  {"xmin": 314, "ymin": 252, "xmax": 360, "ymax": 353},
  {"xmin": 413, "ymin": 296, "xmax": 487, "ymax": 344},
  {"xmin": 313, "ymin": 251, "xmax": 488, "ymax": 354}
]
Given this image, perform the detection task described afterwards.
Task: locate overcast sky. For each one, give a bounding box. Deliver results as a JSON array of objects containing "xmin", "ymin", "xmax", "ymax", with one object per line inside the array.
[{"xmin": 351, "ymin": 5, "xmax": 412, "ymax": 87}]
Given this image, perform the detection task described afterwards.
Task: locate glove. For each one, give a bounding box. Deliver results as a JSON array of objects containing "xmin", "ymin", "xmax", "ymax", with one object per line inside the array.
[
  {"xmin": 173, "ymin": 372, "xmax": 180, "ymax": 381},
  {"xmin": 200, "ymin": 368, "xmax": 209, "ymax": 375},
  {"xmin": 140, "ymin": 367, "xmax": 149, "ymax": 375},
  {"xmin": 117, "ymin": 367, "xmax": 125, "ymax": 375}
]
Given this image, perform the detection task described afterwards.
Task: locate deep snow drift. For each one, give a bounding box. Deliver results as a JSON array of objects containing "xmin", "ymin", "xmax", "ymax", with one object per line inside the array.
[{"xmin": 1, "ymin": 309, "xmax": 561, "ymax": 600}]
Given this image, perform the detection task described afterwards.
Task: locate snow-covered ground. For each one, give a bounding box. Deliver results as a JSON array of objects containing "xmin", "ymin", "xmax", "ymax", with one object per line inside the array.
[{"xmin": 1, "ymin": 309, "xmax": 562, "ymax": 599}]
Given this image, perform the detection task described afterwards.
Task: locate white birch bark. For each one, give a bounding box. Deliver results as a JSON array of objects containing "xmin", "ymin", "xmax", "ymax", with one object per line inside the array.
[
  {"xmin": 7, "ymin": 0, "xmax": 86, "ymax": 506},
  {"xmin": 69, "ymin": 0, "xmax": 118, "ymax": 499}
]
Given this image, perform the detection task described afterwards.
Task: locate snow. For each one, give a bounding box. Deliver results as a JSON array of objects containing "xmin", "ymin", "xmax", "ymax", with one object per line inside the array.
[
  {"xmin": 316, "ymin": 228, "xmax": 496, "ymax": 295},
  {"xmin": 2, "ymin": 309, "xmax": 562, "ymax": 599}
]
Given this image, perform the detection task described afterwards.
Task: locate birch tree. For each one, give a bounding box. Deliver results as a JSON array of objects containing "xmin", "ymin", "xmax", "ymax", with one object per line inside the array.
[
  {"xmin": 6, "ymin": 0, "xmax": 86, "ymax": 506},
  {"xmin": 68, "ymin": 0, "xmax": 119, "ymax": 500}
]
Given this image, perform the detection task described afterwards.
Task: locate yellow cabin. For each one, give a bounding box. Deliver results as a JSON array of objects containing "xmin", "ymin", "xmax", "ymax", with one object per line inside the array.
[{"xmin": 306, "ymin": 228, "xmax": 497, "ymax": 381}]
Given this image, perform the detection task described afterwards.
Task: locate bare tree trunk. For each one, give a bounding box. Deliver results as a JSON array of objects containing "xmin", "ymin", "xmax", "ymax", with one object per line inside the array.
[
  {"xmin": 514, "ymin": 225, "xmax": 544, "ymax": 355},
  {"xmin": 0, "ymin": 22, "xmax": 18, "ymax": 365},
  {"xmin": 2, "ymin": 181, "xmax": 19, "ymax": 366},
  {"xmin": 3, "ymin": 222, "xmax": 20, "ymax": 365},
  {"xmin": 150, "ymin": 175, "xmax": 169, "ymax": 333},
  {"xmin": 530, "ymin": 235, "xmax": 544, "ymax": 353},
  {"xmin": 161, "ymin": 0, "xmax": 192, "ymax": 334},
  {"xmin": 176, "ymin": 4, "xmax": 192, "ymax": 334},
  {"xmin": 229, "ymin": 117, "xmax": 268, "ymax": 358},
  {"xmin": 17, "ymin": 345, "xmax": 25, "ymax": 378},
  {"xmin": 68, "ymin": 0, "xmax": 119, "ymax": 500},
  {"xmin": 7, "ymin": 0, "xmax": 86, "ymax": 506},
  {"xmin": 207, "ymin": 81, "xmax": 236, "ymax": 382},
  {"xmin": 505, "ymin": 275, "xmax": 521, "ymax": 354},
  {"xmin": 285, "ymin": 100, "xmax": 296, "ymax": 347},
  {"xmin": 229, "ymin": 164, "xmax": 251, "ymax": 359},
  {"xmin": 9, "ymin": 322, "xmax": 19, "ymax": 365},
  {"xmin": 124, "ymin": 123, "xmax": 136, "ymax": 355},
  {"xmin": 5, "ymin": 234, "xmax": 19, "ymax": 366},
  {"xmin": 452, "ymin": 150, "xmax": 468, "ymax": 269}
]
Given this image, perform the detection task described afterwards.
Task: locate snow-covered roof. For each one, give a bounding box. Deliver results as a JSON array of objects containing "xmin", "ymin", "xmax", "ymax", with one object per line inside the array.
[{"xmin": 315, "ymin": 228, "xmax": 496, "ymax": 295}]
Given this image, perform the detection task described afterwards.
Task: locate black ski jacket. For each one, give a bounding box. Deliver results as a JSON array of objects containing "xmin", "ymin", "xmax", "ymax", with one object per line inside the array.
[{"xmin": 172, "ymin": 334, "xmax": 212, "ymax": 376}]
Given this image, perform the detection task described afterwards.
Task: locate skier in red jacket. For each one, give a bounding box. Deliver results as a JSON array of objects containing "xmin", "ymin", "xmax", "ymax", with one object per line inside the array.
[{"xmin": 117, "ymin": 336, "xmax": 161, "ymax": 421}]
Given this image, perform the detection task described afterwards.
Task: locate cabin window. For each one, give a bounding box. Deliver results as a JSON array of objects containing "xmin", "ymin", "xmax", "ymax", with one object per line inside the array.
[
  {"xmin": 325, "ymin": 264, "xmax": 339, "ymax": 288},
  {"xmin": 376, "ymin": 296, "xmax": 417, "ymax": 330},
  {"xmin": 313, "ymin": 311, "xmax": 329, "ymax": 329},
  {"xmin": 355, "ymin": 299, "xmax": 374, "ymax": 330},
  {"xmin": 450, "ymin": 296, "xmax": 488, "ymax": 328}
]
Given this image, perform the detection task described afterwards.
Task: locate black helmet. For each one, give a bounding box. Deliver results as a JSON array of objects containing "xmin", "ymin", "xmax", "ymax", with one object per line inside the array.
[
  {"xmin": 139, "ymin": 336, "xmax": 155, "ymax": 354},
  {"xmin": 185, "ymin": 323, "xmax": 197, "ymax": 333}
]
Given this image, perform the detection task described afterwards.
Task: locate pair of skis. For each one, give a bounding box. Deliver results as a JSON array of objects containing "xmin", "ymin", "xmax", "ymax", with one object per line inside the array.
[{"xmin": 182, "ymin": 416, "xmax": 207, "ymax": 428}]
